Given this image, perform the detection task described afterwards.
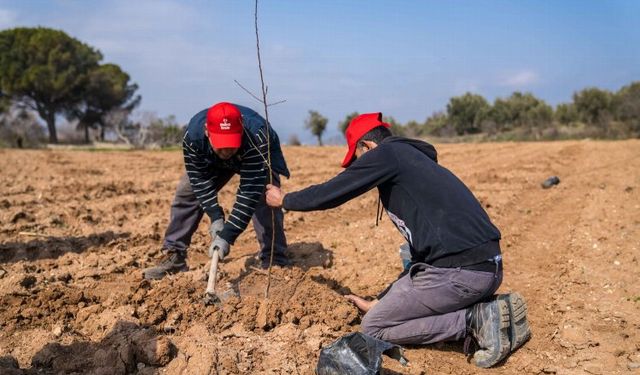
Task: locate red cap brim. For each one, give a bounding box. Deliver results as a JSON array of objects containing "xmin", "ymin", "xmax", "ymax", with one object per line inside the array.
[
  {"xmin": 210, "ymin": 132, "xmax": 242, "ymax": 149},
  {"xmin": 341, "ymin": 143, "xmax": 357, "ymax": 168},
  {"xmin": 340, "ymin": 112, "xmax": 391, "ymax": 168}
]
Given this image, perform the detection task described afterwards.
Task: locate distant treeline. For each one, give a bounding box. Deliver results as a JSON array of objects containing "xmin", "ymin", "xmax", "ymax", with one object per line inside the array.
[
  {"xmin": 3, "ymin": 27, "xmax": 638, "ymax": 148},
  {"xmin": 332, "ymin": 82, "xmax": 640, "ymax": 142}
]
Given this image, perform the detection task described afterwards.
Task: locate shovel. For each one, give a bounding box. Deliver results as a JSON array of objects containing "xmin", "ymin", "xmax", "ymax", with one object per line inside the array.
[{"xmin": 203, "ymin": 244, "xmax": 222, "ymax": 306}]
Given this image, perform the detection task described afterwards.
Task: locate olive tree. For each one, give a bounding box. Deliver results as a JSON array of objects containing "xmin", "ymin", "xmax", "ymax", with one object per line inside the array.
[
  {"xmin": 305, "ymin": 110, "xmax": 328, "ymax": 146},
  {"xmin": 446, "ymin": 93, "xmax": 490, "ymax": 135},
  {"xmin": 338, "ymin": 112, "xmax": 359, "ymax": 134}
]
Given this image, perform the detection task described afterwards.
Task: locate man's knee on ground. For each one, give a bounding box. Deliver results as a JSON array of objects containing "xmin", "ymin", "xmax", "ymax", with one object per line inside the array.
[{"xmin": 360, "ymin": 314, "xmax": 385, "ymax": 339}]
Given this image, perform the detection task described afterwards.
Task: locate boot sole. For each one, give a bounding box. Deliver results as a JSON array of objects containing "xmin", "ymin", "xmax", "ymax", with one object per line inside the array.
[
  {"xmin": 474, "ymin": 298, "xmax": 512, "ymax": 368},
  {"xmin": 143, "ymin": 265, "xmax": 189, "ymax": 280},
  {"xmin": 499, "ymin": 292, "xmax": 531, "ymax": 352}
]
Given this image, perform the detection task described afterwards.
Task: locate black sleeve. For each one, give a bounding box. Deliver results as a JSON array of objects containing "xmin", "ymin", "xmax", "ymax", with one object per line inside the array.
[{"xmin": 283, "ymin": 145, "xmax": 397, "ymax": 211}]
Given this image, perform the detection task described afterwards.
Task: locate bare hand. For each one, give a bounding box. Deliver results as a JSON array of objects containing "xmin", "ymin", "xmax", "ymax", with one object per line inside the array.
[
  {"xmin": 265, "ymin": 184, "xmax": 284, "ymax": 208},
  {"xmin": 345, "ymin": 294, "xmax": 379, "ymax": 314}
]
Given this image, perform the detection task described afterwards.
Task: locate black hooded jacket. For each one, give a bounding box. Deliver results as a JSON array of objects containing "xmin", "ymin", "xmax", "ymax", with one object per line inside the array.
[{"xmin": 283, "ymin": 137, "xmax": 501, "ymax": 266}]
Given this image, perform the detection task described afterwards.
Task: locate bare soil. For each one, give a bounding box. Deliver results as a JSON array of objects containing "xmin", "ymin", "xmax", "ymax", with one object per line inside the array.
[{"xmin": 1, "ymin": 140, "xmax": 639, "ymax": 374}]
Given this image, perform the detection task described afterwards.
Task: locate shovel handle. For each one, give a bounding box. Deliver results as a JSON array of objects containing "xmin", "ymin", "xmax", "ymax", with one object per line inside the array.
[{"xmin": 206, "ymin": 246, "xmax": 219, "ymax": 295}]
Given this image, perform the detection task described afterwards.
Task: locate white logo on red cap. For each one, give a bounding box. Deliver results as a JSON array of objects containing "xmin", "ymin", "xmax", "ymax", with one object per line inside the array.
[{"xmin": 220, "ymin": 118, "xmax": 231, "ymax": 130}]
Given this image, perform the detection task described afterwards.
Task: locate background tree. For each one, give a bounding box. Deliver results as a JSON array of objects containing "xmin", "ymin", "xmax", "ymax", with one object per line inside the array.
[
  {"xmin": 111, "ymin": 111, "xmax": 182, "ymax": 148},
  {"xmin": 424, "ymin": 111, "xmax": 452, "ymax": 136},
  {"xmin": 488, "ymin": 92, "xmax": 553, "ymax": 132},
  {"xmin": 338, "ymin": 112, "xmax": 359, "ymax": 134},
  {"xmin": 446, "ymin": 93, "xmax": 490, "ymax": 134},
  {"xmin": 106, "ymin": 108, "xmax": 135, "ymax": 145},
  {"xmin": 404, "ymin": 120, "xmax": 424, "ymax": 137},
  {"xmin": 554, "ymin": 103, "xmax": 578, "ymax": 125},
  {"xmin": 614, "ymin": 81, "xmax": 640, "ymax": 135},
  {"xmin": 0, "ymin": 107, "xmax": 45, "ymax": 148},
  {"xmin": 72, "ymin": 63, "xmax": 140, "ymax": 143},
  {"xmin": 0, "ymin": 92, "xmax": 9, "ymax": 114},
  {"xmin": 382, "ymin": 116, "xmax": 406, "ymax": 137},
  {"xmin": 488, "ymin": 96, "xmax": 515, "ymax": 131},
  {"xmin": 144, "ymin": 114, "xmax": 183, "ymax": 147},
  {"xmin": 305, "ymin": 110, "xmax": 328, "ymax": 146},
  {"xmin": 0, "ymin": 27, "xmax": 102, "ymax": 143},
  {"xmin": 573, "ymin": 87, "xmax": 613, "ymax": 126}
]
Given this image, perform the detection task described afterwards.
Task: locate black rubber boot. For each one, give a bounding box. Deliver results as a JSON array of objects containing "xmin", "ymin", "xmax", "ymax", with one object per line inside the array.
[
  {"xmin": 143, "ymin": 250, "xmax": 188, "ymax": 280},
  {"xmin": 465, "ymin": 297, "xmax": 512, "ymax": 368},
  {"xmin": 498, "ymin": 292, "xmax": 531, "ymax": 352}
]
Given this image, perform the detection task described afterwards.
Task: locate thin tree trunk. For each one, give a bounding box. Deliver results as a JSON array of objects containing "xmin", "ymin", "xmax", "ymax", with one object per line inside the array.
[
  {"xmin": 317, "ymin": 135, "xmax": 323, "ymax": 146},
  {"xmin": 84, "ymin": 123, "xmax": 90, "ymax": 143},
  {"xmin": 45, "ymin": 111, "xmax": 58, "ymax": 144}
]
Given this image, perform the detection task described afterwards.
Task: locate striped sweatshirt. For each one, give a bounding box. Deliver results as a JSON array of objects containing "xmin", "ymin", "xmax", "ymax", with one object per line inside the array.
[{"xmin": 182, "ymin": 105, "xmax": 290, "ymax": 244}]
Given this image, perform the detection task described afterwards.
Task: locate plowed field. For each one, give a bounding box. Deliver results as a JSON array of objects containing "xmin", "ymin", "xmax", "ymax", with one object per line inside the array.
[{"xmin": 1, "ymin": 140, "xmax": 639, "ymax": 374}]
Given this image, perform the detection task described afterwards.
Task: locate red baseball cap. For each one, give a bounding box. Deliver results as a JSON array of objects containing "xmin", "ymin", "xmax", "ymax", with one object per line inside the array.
[
  {"xmin": 341, "ymin": 112, "xmax": 390, "ymax": 168},
  {"xmin": 206, "ymin": 102, "xmax": 243, "ymax": 149}
]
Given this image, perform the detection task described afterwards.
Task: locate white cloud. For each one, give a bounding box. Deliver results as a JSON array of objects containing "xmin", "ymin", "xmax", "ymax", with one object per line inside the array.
[
  {"xmin": 0, "ymin": 8, "xmax": 16, "ymax": 29},
  {"xmin": 502, "ymin": 70, "xmax": 538, "ymax": 87}
]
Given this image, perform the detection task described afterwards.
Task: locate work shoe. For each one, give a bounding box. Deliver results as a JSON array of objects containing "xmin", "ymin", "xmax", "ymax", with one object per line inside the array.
[
  {"xmin": 259, "ymin": 250, "xmax": 292, "ymax": 269},
  {"xmin": 498, "ymin": 292, "xmax": 531, "ymax": 352},
  {"xmin": 465, "ymin": 297, "xmax": 511, "ymax": 368},
  {"xmin": 143, "ymin": 250, "xmax": 188, "ymax": 280},
  {"xmin": 260, "ymin": 256, "xmax": 292, "ymax": 269}
]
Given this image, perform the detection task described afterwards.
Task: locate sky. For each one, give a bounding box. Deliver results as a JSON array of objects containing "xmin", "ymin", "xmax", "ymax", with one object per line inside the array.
[{"xmin": 1, "ymin": 0, "xmax": 639, "ymax": 143}]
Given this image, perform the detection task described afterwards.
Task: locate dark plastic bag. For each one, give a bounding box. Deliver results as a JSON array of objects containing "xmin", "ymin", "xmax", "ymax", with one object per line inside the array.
[{"xmin": 316, "ymin": 332, "xmax": 409, "ymax": 375}]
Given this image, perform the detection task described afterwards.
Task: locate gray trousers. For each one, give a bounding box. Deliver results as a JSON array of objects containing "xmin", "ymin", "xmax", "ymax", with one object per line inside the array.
[
  {"xmin": 163, "ymin": 172, "xmax": 288, "ymax": 264},
  {"xmin": 361, "ymin": 262, "xmax": 502, "ymax": 345}
]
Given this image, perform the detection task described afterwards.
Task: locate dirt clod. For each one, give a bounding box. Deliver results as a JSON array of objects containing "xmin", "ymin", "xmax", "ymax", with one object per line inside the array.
[
  {"xmin": 131, "ymin": 331, "xmax": 176, "ymax": 366},
  {"xmin": 10, "ymin": 211, "xmax": 34, "ymax": 223},
  {"xmin": 19, "ymin": 276, "xmax": 37, "ymax": 289},
  {"xmin": 52, "ymin": 326, "xmax": 63, "ymax": 338}
]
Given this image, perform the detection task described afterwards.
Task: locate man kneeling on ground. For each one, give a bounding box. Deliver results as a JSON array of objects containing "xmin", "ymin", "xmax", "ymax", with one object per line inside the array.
[{"xmin": 265, "ymin": 113, "xmax": 531, "ymax": 368}]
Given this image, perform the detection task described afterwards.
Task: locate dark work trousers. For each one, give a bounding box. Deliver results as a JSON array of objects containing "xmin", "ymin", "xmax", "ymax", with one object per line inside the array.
[
  {"xmin": 361, "ymin": 262, "xmax": 503, "ymax": 345},
  {"xmin": 163, "ymin": 172, "xmax": 288, "ymax": 264}
]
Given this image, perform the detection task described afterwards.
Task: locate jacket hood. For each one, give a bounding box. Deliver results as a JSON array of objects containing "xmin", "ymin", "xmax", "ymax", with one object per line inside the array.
[{"xmin": 382, "ymin": 136, "xmax": 438, "ymax": 163}]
